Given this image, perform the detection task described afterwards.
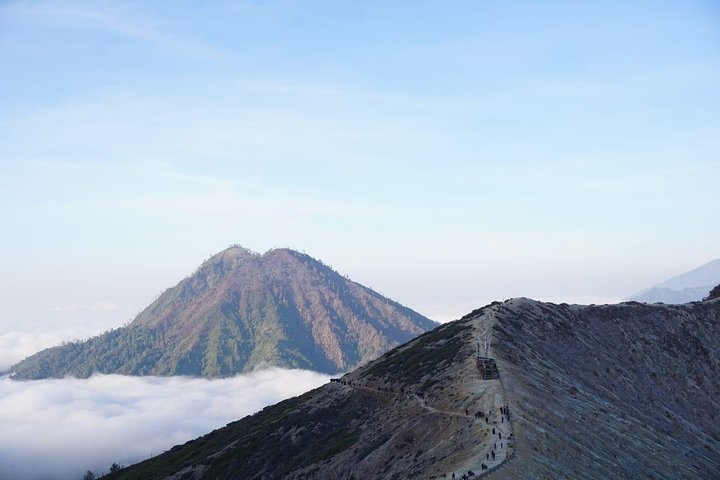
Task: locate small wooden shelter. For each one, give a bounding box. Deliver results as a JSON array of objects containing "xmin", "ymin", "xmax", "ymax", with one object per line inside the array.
[{"xmin": 476, "ymin": 356, "xmax": 499, "ymax": 380}]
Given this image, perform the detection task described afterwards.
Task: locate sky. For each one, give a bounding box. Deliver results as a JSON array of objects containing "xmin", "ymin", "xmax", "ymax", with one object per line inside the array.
[{"xmin": 1, "ymin": 0, "xmax": 719, "ymax": 336}]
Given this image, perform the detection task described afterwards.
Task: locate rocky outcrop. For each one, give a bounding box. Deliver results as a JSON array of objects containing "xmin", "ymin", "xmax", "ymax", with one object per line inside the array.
[{"xmin": 705, "ymin": 284, "xmax": 720, "ymax": 301}]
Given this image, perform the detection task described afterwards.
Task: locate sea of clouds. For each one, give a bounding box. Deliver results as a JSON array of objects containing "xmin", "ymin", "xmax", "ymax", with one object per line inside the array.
[
  {"xmin": 0, "ymin": 369, "xmax": 330, "ymax": 480},
  {"xmin": 0, "ymin": 331, "xmax": 85, "ymax": 372},
  {"xmin": 0, "ymin": 316, "xmax": 128, "ymax": 373}
]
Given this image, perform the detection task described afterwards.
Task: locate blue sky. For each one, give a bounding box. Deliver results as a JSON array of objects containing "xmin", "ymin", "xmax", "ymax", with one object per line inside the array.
[{"xmin": 1, "ymin": 0, "xmax": 719, "ymax": 331}]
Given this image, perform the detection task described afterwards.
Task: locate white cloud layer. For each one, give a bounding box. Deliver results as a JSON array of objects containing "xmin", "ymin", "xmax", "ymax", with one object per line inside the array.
[
  {"xmin": 0, "ymin": 327, "xmax": 124, "ymax": 372},
  {"xmin": 0, "ymin": 332, "xmax": 74, "ymax": 372},
  {"xmin": 0, "ymin": 370, "xmax": 330, "ymax": 480},
  {"xmin": 53, "ymin": 302, "xmax": 119, "ymax": 312}
]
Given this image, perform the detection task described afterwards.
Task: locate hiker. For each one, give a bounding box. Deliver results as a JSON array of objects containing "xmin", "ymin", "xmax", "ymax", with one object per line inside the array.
[
  {"xmin": 499, "ymin": 431, "xmax": 502, "ymax": 440},
  {"xmin": 492, "ymin": 427, "xmax": 495, "ymax": 434}
]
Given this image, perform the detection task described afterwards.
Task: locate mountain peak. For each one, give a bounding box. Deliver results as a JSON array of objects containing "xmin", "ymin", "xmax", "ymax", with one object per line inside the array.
[
  {"xmin": 11, "ymin": 247, "xmax": 436, "ymax": 379},
  {"xmin": 202, "ymin": 244, "xmax": 259, "ymax": 264},
  {"xmin": 262, "ymin": 247, "xmax": 306, "ymax": 261}
]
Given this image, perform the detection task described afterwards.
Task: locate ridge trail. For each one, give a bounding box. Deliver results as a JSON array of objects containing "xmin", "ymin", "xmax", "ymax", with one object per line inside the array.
[{"xmin": 333, "ymin": 317, "xmax": 514, "ymax": 479}]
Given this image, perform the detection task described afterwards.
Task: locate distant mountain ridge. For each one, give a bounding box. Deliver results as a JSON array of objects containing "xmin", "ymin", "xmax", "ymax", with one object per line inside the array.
[
  {"xmin": 10, "ymin": 246, "xmax": 436, "ymax": 379},
  {"xmin": 629, "ymin": 258, "xmax": 720, "ymax": 304}
]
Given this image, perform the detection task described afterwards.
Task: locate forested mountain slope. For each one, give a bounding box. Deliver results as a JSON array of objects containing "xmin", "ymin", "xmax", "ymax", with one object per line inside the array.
[{"xmin": 10, "ymin": 246, "xmax": 435, "ymax": 379}]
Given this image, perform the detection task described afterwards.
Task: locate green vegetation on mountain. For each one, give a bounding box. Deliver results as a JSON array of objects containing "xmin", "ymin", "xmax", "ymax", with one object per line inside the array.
[
  {"xmin": 360, "ymin": 320, "xmax": 472, "ymax": 386},
  {"xmin": 11, "ymin": 246, "xmax": 436, "ymax": 379},
  {"xmin": 105, "ymin": 386, "xmax": 374, "ymax": 480}
]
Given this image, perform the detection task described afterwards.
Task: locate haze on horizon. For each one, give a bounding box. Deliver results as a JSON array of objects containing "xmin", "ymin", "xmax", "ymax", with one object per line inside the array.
[{"xmin": 1, "ymin": 0, "xmax": 719, "ymax": 342}]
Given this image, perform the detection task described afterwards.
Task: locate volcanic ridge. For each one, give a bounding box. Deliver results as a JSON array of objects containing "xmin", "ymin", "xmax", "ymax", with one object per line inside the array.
[{"xmin": 105, "ymin": 294, "xmax": 720, "ymax": 479}]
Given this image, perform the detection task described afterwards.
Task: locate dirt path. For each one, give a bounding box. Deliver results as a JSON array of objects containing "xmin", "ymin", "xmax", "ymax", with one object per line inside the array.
[
  {"xmin": 330, "ymin": 313, "xmax": 515, "ymax": 478},
  {"xmin": 412, "ymin": 394, "xmax": 474, "ymax": 419}
]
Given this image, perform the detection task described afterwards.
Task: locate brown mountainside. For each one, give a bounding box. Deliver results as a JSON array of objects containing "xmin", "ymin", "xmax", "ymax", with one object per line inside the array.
[{"xmin": 10, "ymin": 246, "xmax": 436, "ymax": 379}]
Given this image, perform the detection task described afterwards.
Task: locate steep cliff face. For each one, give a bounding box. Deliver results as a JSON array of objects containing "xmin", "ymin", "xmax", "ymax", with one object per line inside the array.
[
  {"xmin": 10, "ymin": 246, "xmax": 436, "ymax": 379},
  {"xmin": 105, "ymin": 297, "xmax": 720, "ymax": 480}
]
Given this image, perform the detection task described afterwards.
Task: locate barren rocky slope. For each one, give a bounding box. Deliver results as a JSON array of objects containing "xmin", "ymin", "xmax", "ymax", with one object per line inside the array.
[
  {"xmin": 11, "ymin": 246, "xmax": 435, "ymax": 378},
  {"xmin": 107, "ymin": 296, "xmax": 720, "ymax": 479},
  {"xmin": 484, "ymin": 297, "xmax": 720, "ymax": 479}
]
